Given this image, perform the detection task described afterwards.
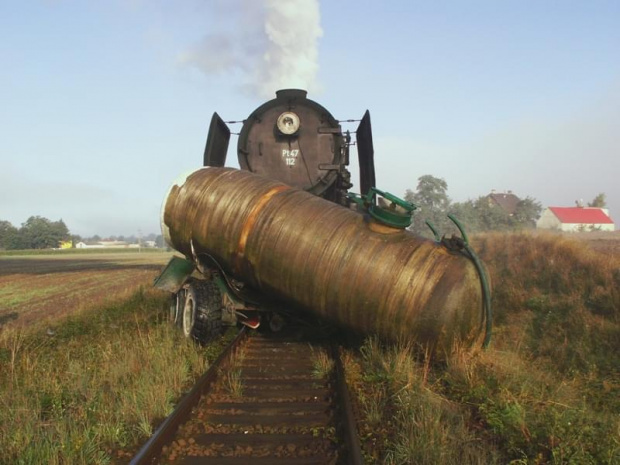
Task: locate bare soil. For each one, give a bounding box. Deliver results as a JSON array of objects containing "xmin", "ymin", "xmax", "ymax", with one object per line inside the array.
[{"xmin": 0, "ymin": 252, "xmax": 171, "ymax": 329}]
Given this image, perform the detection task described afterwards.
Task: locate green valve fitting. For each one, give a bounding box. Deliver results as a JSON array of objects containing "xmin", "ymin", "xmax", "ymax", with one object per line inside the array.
[{"xmin": 348, "ymin": 187, "xmax": 416, "ymax": 229}]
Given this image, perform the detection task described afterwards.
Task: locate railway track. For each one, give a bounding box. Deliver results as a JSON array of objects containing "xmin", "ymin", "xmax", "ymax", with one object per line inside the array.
[{"xmin": 131, "ymin": 326, "xmax": 363, "ymax": 464}]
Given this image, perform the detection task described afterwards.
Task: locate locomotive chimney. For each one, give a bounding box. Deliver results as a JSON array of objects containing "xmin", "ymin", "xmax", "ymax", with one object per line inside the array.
[{"xmin": 276, "ymin": 89, "xmax": 308, "ymax": 100}]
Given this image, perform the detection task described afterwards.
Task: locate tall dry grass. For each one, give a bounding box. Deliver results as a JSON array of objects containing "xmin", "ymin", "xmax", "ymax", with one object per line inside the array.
[
  {"xmin": 0, "ymin": 287, "xmax": 220, "ymax": 464},
  {"xmin": 346, "ymin": 232, "xmax": 620, "ymax": 464},
  {"xmin": 472, "ymin": 231, "xmax": 619, "ymax": 375},
  {"xmin": 345, "ymin": 338, "xmax": 498, "ymax": 464}
]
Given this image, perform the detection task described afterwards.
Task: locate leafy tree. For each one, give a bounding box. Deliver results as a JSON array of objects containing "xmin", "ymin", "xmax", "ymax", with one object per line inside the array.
[
  {"xmin": 405, "ymin": 175, "xmax": 452, "ymax": 237},
  {"xmin": 0, "ymin": 220, "xmax": 19, "ymax": 250},
  {"xmin": 449, "ymin": 200, "xmax": 480, "ymax": 231},
  {"xmin": 450, "ymin": 195, "xmax": 542, "ymax": 233},
  {"xmin": 512, "ymin": 197, "xmax": 542, "ymax": 229},
  {"xmin": 19, "ymin": 216, "xmax": 70, "ymax": 249},
  {"xmin": 403, "ymin": 175, "xmax": 542, "ymax": 235},
  {"xmin": 474, "ymin": 197, "xmax": 512, "ymax": 231},
  {"xmin": 588, "ymin": 193, "xmax": 607, "ymax": 208},
  {"xmin": 450, "ymin": 197, "xmax": 511, "ymax": 233}
]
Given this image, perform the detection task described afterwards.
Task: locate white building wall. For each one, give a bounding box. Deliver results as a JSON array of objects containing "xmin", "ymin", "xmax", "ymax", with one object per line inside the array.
[
  {"xmin": 536, "ymin": 209, "xmax": 561, "ymax": 230},
  {"xmin": 560, "ymin": 223, "xmax": 579, "ymax": 232},
  {"xmin": 560, "ymin": 223, "xmax": 615, "ymax": 232},
  {"xmin": 536, "ymin": 208, "xmax": 615, "ymax": 232}
]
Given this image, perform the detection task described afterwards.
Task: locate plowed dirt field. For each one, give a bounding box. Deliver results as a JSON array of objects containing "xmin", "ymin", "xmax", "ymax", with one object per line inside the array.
[{"xmin": 0, "ymin": 251, "xmax": 171, "ymax": 329}]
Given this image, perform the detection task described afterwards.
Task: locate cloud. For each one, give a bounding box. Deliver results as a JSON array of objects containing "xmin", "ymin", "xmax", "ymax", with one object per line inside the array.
[{"xmin": 178, "ymin": 0, "xmax": 323, "ymax": 99}]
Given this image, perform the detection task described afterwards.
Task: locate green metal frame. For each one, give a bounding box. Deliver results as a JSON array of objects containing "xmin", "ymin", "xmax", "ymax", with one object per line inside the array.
[
  {"xmin": 153, "ymin": 256, "xmax": 196, "ymax": 293},
  {"xmin": 348, "ymin": 187, "xmax": 416, "ymax": 229}
]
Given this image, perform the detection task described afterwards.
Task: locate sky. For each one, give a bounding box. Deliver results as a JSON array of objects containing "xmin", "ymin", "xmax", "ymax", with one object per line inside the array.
[{"xmin": 1, "ymin": 0, "xmax": 619, "ymax": 237}]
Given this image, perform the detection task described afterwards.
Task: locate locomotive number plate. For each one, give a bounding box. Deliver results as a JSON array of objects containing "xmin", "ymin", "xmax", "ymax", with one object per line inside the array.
[{"xmin": 282, "ymin": 149, "xmax": 299, "ymax": 166}]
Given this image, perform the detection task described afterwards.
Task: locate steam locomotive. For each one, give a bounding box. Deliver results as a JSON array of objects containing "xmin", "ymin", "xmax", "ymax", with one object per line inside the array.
[
  {"xmin": 205, "ymin": 88, "xmax": 374, "ymax": 204},
  {"xmin": 155, "ymin": 90, "xmax": 491, "ymax": 352}
]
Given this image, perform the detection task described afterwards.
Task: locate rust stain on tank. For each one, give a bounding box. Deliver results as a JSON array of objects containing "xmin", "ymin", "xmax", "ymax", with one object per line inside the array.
[{"xmin": 237, "ymin": 185, "xmax": 290, "ymax": 256}]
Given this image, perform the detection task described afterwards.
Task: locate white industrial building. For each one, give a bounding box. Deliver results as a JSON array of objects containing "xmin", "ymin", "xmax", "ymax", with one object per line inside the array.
[
  {"xmin": 536, "ymin": 207, "xmax": 615, "ymax": 232},
  {"xmin": 75, "ymin": 241, "xmax": 140, "ymax": 249}
]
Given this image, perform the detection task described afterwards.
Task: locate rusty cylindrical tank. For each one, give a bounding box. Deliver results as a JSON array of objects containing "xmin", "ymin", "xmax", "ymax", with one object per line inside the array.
[{"xmin": 162, "ymin": 167, "xmax": 486, "ymax": 352}]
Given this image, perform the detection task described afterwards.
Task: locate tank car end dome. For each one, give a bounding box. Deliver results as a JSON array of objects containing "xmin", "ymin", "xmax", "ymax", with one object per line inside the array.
[{"xmin": 160, "ymin": 167, "xmax": 211, "ymax": 250}]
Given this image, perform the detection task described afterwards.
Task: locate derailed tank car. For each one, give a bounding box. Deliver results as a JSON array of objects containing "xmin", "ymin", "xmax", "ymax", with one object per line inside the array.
[{"xmin": 154, "ymin": 90, "xmax": 492, "ymax": 352}]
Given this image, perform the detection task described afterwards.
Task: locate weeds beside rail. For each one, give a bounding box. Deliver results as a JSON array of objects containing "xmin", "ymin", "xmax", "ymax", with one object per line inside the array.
[{"xmin": 0, "ymin": 287, "xmax": 216, "ymax": 464}]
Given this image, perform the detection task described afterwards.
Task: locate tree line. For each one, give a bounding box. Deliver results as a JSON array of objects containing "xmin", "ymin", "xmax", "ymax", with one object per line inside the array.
[
  {"xmin": 78, "ymin": 233, "xmax": 164, "ymax": 247},
  {"xmin": 404, "ymin": 174, "xmax": 543, "ymax": 238},
  {"xmin": 2, "ymin": 185, "xmax": 607, "ymax": 250},
  {"xmin": 0, "ymin": 217, "xmax": 70, "ymax": 250},
  {"xmin": 0, "ymin": 217, "xmax": 164, "ymax": 250},
  {"xmin": 404, "ymin": 175, "xmax": 607, "ymax": 239}
]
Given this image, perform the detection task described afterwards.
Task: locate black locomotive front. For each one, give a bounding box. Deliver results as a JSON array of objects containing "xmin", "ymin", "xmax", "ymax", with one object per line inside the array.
[
  {"xmin": 237, "ymin": 89, "xmax": 351, "ymax": 204},
  {"xmin": 203, "ymin": 89, "xmax": 376, "ymax": 205}
]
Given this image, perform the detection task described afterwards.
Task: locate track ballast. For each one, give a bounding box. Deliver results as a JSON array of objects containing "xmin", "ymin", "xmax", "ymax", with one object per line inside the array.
[{"xmin": 131, "ymin": 326, "xmax": 362, "ymax": 464}]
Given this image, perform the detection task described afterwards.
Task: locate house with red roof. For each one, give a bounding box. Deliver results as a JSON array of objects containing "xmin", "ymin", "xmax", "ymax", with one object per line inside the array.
[{"xmin": 536, "ymin": 206, "xmax": 615, "ymax": 232}]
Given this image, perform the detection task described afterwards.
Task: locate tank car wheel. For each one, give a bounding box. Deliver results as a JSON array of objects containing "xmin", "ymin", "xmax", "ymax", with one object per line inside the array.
[{"xmin": 182, "ymin": 281, "xmax": 225, "ymax": 343}]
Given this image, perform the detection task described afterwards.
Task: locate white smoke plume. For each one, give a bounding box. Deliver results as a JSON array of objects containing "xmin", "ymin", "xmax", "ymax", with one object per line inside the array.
[{"xmin": 179, "ymin": 0, "xmax": 323, "ymax": 98}]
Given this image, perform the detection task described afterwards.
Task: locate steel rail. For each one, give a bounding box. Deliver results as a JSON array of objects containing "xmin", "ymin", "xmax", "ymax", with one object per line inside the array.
[
  {"xmin": 332, "ymin": 343, "xmax": 364, "ymax": 465},
  {"xmin": 130, "ymin": 327, "xmax": 247, "ymax": 465}
]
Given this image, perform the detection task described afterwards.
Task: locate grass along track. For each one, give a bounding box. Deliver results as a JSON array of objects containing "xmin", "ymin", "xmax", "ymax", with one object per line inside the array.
[
  {"xmin": 0, "ymin": 250, "xmax": 237, "ymax": 464},
  {"xmin": 0, "ymin": 287, "xmax": 231, "ymax": 465},
  {"xmin": 343, "ymin": 232, "xmax": 619, "ymax": 464}
]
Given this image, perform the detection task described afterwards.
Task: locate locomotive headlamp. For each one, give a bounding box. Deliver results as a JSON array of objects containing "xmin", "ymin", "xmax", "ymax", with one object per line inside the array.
[{"xmin": 276, "ymin": 111, "xmax": 300, "ymax": 135}]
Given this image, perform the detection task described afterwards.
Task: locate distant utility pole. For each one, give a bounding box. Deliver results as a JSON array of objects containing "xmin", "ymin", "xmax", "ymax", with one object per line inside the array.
[{"xmin": 138, "ymin": 228, "xmax": 142, "ymax": 253}]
